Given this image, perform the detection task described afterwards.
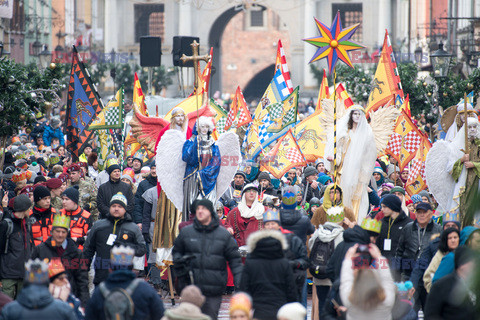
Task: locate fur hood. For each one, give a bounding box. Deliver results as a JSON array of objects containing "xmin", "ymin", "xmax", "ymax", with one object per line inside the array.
[{"xmin": 247, "ymin": 229, "xmax": 289, "ymax": 253}]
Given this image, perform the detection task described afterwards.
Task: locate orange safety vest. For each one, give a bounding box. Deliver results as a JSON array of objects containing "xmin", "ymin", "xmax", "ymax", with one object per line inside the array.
[
  {"xmin": 60, "ymin": 207, "xmax": 91, "ymax": 250},
  {"xmin": 30, "ymin": 207, "xmax": 56, "ymax": 246}
]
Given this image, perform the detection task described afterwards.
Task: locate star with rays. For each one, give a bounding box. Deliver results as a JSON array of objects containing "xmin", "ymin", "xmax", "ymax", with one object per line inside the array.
[{"xmin": 303, "ymin": 11, "xmax": 364, "ymax": 74}]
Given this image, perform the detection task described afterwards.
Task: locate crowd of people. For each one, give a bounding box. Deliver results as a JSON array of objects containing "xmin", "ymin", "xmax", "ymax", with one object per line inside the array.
[{"xmin": 0, "ymin": 110, "xmax": 478, "ymax": 320}]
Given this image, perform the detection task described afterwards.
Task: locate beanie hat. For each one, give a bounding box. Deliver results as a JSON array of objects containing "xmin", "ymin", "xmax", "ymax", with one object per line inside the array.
[
  {"xmin": 303, "ymin": 166, "xmax": 318, "ymax": 178},
  {"xmin": 13, "ymin": 194, "xmax": 32, "ymax": 212},
  {"xmin": 317, "ymin": 173, "xmax": 332, "ymax": 185},
  {"xmin": 277, "ymin": 302, "xmax": 307, "ymax": 320},
  {"xmin": 62, "ymin": 187, "xmax": 79, "ymax": 204},
  {"xmin": 45, "ymin": 178, "xmax": 62, "ymax": 190},
  {"xmin": 387, "ymin": 164, "xmax": 399, "ymax": 176},
  {"xmin": 411, "ymin": 194, "xmax": 422, "ymax": 204},
  {"xmin": 34, "ymin": 185, "xmax": 51, "ymax": 203},
  {"xmin": 107, "ymin": 164, "xmax": 121, "ymax": 175},
  {"xmin": 194, "ymin": 198, "xmax": 215, "ymax": 217},
  {"xmin": 242, "ymin": 183, "xmax": 258, "ymax": 195},
  {"xmin": 180, "ymin": 285, "xmax": 205, "ymax": 307},
  {"xmin": 121, "ymin": 174, "xmax": 133, "ymax": 184},
  {"xmin": 382, "ymin": 194, "xmax": 402, "ymax": 213},
  {"xmin": 454, "ymin": 245, "xmax": 475, "ymax": 270},
  {"xmin": 418, "ymin": 190, "xmax": 432, "ymax": 203},
  {"xmin": 234, "ymin": 171, "xmax": 246, "ymax": 180},
  {"xmin": 34, "ymin": 175, "xmax": 47, "ymax": 184},
  {"xmin": 110, "ymin": 192, "xmax": 128, "ymax": 209},
  {"xmin": 229, "ymin": 293, "xmax": 252, "ymax": 317},
  {"xmin": 390, "ymin": 186, "xmax": 406, "ymax": 196},
  {"xmin": 257, "ymin": 171, "xmax": 271, "ymax": 183}
]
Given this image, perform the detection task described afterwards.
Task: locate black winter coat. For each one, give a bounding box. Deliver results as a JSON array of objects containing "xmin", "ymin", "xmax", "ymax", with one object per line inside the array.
[
  {"xmin": 410, "ymin": 237, "xmax": 440, "ymax": 289},
  {"xmin": 239, "ymin": 230, "xmax": 298, "ymax": 320},
  {"xmin": 0, "ymin": 284, "xmax": 76, "ymax": 320},
  {"xmin": 301, "ymin": 179, "xmax": 323, "ymax": 203},
  {"xmin": 133, "ymin": 174, "xmax": 157, "ymax": 224},
  {"xmin": 31, "ymin": 237, "xmax": 89, "ymax": 306},
  {"xmin": 172, "ymin": 212, "xmax": 242, "ymax": 297},
  {"xmin": 85, "ymin": 270, "xmax": 164, "ymax": 320},
  {"xmin": 0, "ymin": 212, "xmax": 33, "ymax": 280},
  {"xmin": 326, "ymin": 225, "xmax": 371, "ymax": 282},
  {"xmin": 284, "ymin": 232, "xmax": 309, "ymax": 300},
  {"xmin": 395, "ymin": 219, "xmax": 442, "ymax": 278},
  {"xmin": 96, "ymin": 179, "xmax": 135, "ymax": 220},
  {"xmin": 280, "ymin": 209, "xmax": 315, "ymax": 243},
  {"xmin": 83, "ymin": 213, "xmax": 146, "ymax": 284},
  {"xmin": 376, "ymin": 211, "xmax": 412, "ymax": 261}
]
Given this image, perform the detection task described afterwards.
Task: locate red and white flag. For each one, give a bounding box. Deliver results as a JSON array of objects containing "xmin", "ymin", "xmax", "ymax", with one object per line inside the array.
[{"xmin": 275, "ymin": 40, "xmax": 293, "ymax": 94}]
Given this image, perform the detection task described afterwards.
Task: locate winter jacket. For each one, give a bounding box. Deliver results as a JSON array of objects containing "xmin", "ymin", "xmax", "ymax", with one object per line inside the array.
[
  {"xmin": 423, "ymin": 250, "xmax": 446, "ymax": 293},
  {"xmin": 42, "ymin": 125, "xmax": 65, "ymax": 147},
  {"xmin": 161, "ymin": 302, "xmax": 211, "ymax": 320},
  {"xmin": 30, "ymin": 205, "xmax": 57, "ymax": 246},
  {"xmin": 326, "ymin": 225, "xmax": 371, "ymax": 282},
  {"xmin": 141, "ymin": 186, "xmax": 157, "ymax": 237},
  {"xmin": 340, "ymin": 255, "xmax": 396, "ymax": 320},
  {"xmin": 395, "ymin": 219, "xmax": 442, "ymax": 278},
  {"xmin": 321, "ymin": 280, "xmax": 346, "ymax": 320},
  {"xmin": 280, "ymin": 208, "xmax": 315, "ymax": 243},
  {"xmin": 239, "ymin": 230, "xmax": 298, "ymax": 320},
  {"xmin": 85, "ymin": 269, "xmax": 164, "ymax": 320},
  {"xmin": 0, "ymin": 292, "xmax": 12, "ymax": 313},
  {"xmin": 258, "ymin": 184, "xmax": 280, "ymax": 200},
  {"xmin": 432, "ymin": 226, "xmax": 478, "ymax": 284},
  {"xmin": 0, "ymin": 284, "xmax": 76, "ymax": 320},
  {"xmin": 283, "ymin": 231, "xmax": 309, "ymax": 299},
  {"xmin": 301, "ymin": 179, "xmax": 323, "ymax": 203},
  {"xmin": 225, "ymin": 206, "xmax": 263, "ymax": 247},
  {"xmin": 220, "ymin": 182, "xmax": 245, "ymax": 209},
  {"xmin": 31, "ymin": 237, "xmax": 89, "ymax": 306},
  {"xmin": 96, "ymin": 178, "xmax": 135, "ymax": 220},
  {"xmin": 376, "ymin": 211, "xmax": 412, "ymax": 262},
  {"xmin": 83, "ymin": 213, "xmax": 147, "ymax": 284},
  {"xmin": 172, "ymin": 211, "xmax": 243, "ymax": 297},
  {"xmin": 424, "ymin": 272, "xmax": 476, "ymax": 320},
  {"xmin": 95, "ymin": 170, "xmax": 109, "ymax": 188},
  {"xmin": 133, "ymin": 174, "xmax": 157, "ymax": 224},
  {"xmin": 0, "ymin": 211, "xmax": 33, "ymax": 280},
  {"xmin": 410, "ymin": 236, "xmax": 440, "ymax": 289}
]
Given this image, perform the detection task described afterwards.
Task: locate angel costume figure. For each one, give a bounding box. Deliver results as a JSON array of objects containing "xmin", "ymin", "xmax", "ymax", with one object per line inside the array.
[
  {"xmin": 426, "ymin": 117, "xmax": 480, "ymax": 227},
  {"xmin": 321, "ymin": 101, "xmax": 399, "ymax": 222},
  {"xmin": 157, "ymin": 116, "xmax": 240, "ymax": 221},
  {"xmin": 442, "ymin": 102, "xmax": 478, "ymax": 142}
]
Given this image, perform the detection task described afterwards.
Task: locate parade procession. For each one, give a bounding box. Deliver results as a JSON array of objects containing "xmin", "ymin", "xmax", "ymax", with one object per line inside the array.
[{"xmin": 0, "ymin": 0, "xmax": 480, "ymax": 319}]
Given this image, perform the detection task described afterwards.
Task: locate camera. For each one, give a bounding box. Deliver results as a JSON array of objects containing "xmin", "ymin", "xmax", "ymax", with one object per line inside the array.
[{"xmin": 353, "ymin": 244, "xmax": 373, "ymax": 268}]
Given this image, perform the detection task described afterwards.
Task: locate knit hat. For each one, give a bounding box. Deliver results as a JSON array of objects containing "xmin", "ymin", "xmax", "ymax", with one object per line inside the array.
[
  {"xmin": 235, "ymin": 171, "xmax": 246, "ymax": 180},
  {"xmin": 180, "ymin": 285, "xmax": 205, "ymax": 307},
  {"xmin": 454, "ymin": 246, "xmax": 475, "ymax": 270},
  {"xmin": 317, "ymin": 173, "xmax": 332, "ymax": 185},
  {"xmin": 263, "ymin": 210, "xmax": 280, "ymax": 224},
  {"xmin": 13, "ymin": 194, "xmax": 32, "ymax": 212},
  {"xmin": 110, "ymin": 192, "xmax": 128, "ymax": 209},
  {"xmin": 45, "ymin": 178, "xmax": 62, "ymax": 190},
  {"xmin": 194, "ymin": 198, "xmax": 214, "ymax": 216},
  {"xmin": 107, "ymin": 164, "xmax": 121, "ymax": 175},
  {"xmin": 405, "ymin": 199, "xmax": 413, "ymax": 206},
  {"xmin": 242, "ymin": 183, "xmax": 258, "ymax": 195},
  {"xmin": 390, "ymin": 186, "xmax": 405, "ymax": 196},
  {"xmin": 418, "ymin": 190, "xmax": 432, "ymax": 203},
  {"xmin": 25, "ymin": 259, "xmax": 49, "ymax": 285},
  {"xmin": 382, "ymin": 194, "xmax": 402, "ymax": 213},
  {"xmin": 303, "ymin": 166, "xmax": 318, "ymax": 178},
  {"xmin": 121, "ymin": 174, "xmax": 133, "ymax": 184},
  {"xmin": 257, "ymin": 171, "xmax": 271, "ymax": 182},
  {"xmin": 277, "ymin": 302, "xmax": 307, "ymax": 320},
  {"xmin": 34, "ymin": 185, "xmax": 51, "ymax": 203},
  {"xmin": 62, "ymin": 187, "xmax": 79, "ymax": 204},
  {"xmin": 229, "ymin": 293, "xmax": 252, "ymax": 317},
  {"xmin": 411, "ymin": 194, "xmax": 422, "ymax": 204},
  {"xmin": 387, "ymin": 164, "xmax": 399, "ymax": 176},
  {"xmin": 34, "ymin": 175, "xmax": 47, "ymax": 184}
]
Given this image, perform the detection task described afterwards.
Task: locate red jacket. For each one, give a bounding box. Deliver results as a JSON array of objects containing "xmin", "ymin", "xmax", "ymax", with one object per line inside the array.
[{"xmin": 225, "ymin": 207, "xmax": 264, "ymax": 247}]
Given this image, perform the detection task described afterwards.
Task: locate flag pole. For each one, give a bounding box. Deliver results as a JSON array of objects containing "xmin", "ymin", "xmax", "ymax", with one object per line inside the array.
[
  {"xmin": 464, "ymin": 92, "xmax": 469, "ymax": 155},
  {"xmin": 333, "ymin": 68, "xmax": 338, "ymax": 204}
]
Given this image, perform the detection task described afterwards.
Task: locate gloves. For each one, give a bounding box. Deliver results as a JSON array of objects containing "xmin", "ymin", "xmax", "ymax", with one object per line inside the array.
[
  {"xmin": 143, "ymin": 233, "xmax": 151, "ymax": 244},
  {"xmin": 83, "ymin": 203, "xmax": 91, "ymax": 211}
]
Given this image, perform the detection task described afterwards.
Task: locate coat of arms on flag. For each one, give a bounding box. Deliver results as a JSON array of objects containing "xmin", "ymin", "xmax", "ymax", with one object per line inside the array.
[{"xmin": 89, "ymin": 88, "xmax": 124, "ymax": 130}]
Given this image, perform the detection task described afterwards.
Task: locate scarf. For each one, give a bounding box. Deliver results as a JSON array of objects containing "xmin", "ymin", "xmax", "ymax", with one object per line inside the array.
[{"xmin": 237, "ymin": 193, "xmax": 265, "ymax": 220}]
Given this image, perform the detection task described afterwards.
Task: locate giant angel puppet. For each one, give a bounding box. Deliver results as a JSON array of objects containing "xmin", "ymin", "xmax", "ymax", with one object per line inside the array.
[
  {"xmin": 320, "ymin": 99, "xmax": 400, "ymax": 222},
  {"xmin": 426, "ymin": 117, "xmax": 480, "ymax": 227},
  {"xmin": 156, "ymin": 116, "xmax": 240, "ymax": 219}
]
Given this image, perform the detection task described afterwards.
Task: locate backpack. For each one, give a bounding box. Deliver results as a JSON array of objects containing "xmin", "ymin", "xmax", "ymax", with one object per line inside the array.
[
  {"xmin": 0, "ymin": 218, "xmax": 14, "ymax": 254},
  {"xmin": 99, "ymin": 278, "xmax": 142, "ymax": 320},
  {"xmin": 309, "ymin": 236, "xmax": 335, "ymax": 279}
]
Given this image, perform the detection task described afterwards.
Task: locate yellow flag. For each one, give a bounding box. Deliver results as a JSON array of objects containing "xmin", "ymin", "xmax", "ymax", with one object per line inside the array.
[
  {"xmin": 293, "ymin": 109, "xmax": 325, "ymax": 162},
  {"xmin": 316, "ymin": 70, "xmax": 329, "ymax": 111}
]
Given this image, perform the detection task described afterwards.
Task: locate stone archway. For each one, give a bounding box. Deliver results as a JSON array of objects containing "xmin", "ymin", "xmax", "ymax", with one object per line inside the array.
[{"xmin": 243, "ymin": 64, "xmax": 275, "ymax": 103}]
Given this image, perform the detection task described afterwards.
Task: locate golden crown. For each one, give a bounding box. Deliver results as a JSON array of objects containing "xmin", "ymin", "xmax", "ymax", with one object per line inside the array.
[
  {"xmin": 52, "ymin": 214, "xmax": 71, "ymax": 230},
  {"xmin": 361, "ymin": 217, "xmax": 382, "ymax": 234}
]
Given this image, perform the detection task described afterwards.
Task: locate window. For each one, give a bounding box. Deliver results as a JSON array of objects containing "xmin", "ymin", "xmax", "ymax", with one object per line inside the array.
[
  {"xmin": 245, "ymin": 7, "xmax": 267, "ymax": 30},
  {"xmin": 134, "ymin": 4, "xmax": 165, "ymax": 43},
  {"xmin": 250, "ymin": 10, "xmax": 264, "ymax": 27},
  {"xmin": 332, "ymin": 3, "xmax": 363, "ymax": 43}
]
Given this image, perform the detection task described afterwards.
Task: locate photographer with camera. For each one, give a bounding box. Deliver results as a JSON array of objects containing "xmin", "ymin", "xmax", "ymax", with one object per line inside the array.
[{"xmin": 339, "ymin": 243, "xmax": 396, "ymax": 320}]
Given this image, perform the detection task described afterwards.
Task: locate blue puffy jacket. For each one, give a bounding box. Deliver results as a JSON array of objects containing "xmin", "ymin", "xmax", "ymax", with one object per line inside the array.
[
  {"xmin": 432, "ymin": 226, "xmax": 479, "ymax": 283},
  {"xmin": 0, "ymin": 284, "xmax": 76, "ymax": 320},
  {"xmin": 43, "ymin": 125, "xmax": 65, "ymax": 147}
]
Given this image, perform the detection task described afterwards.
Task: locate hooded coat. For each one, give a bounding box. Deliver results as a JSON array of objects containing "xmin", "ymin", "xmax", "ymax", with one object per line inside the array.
[
  {"xmin": 280, "ymin": 208, "xmax": 314, "ymax": 244},
  {"xmin": 0, "ymin": 284, "xmax": 76, "ymax": 320},
  {"xmin": 239, "ymin": 230, "xmax": 298, "ymax": 320},
  {"xmin": 133, "ymin": 174, "xmax": 157, "ymax": 224}
]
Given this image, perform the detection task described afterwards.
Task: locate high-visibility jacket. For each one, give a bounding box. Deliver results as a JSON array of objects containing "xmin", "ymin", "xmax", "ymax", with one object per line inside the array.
[
  {"xmin": 60, "ymin": 206, "xmax": 92, "ymax": 250},
  {"xmin": 30, "ymin": 206, "xmax": 57, "ymax": 246}
]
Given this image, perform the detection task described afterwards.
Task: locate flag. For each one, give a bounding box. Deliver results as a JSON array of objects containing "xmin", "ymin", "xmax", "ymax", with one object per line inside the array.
[
  {"xmin": 96, "ymin": 129, "xmax": 113, "ymax": 170},
  {"xmin": 224, "ymin": 96, "xmax": 237, "ymax": 131},
  {"xmin": 133, "ymin": 72, "xmax": 147, "ymax": 116},
  {"xmin": 200, "ymin": 48, "xmax": 213, "ymax": 94},
  {"xmin": 235, "ymin": 87, "xmax": 252, "ymax": 128},
  {"xmin": 294, "ymin": 109, "xmax": 325, "ymax": 162},
  {"xmin": 88, "ymin": 88, "xmax": 124, "ymax": 130},
  {"xmin": 66, "ymin": 46, "xmax": 104, "ymax": 161},
  {"xmin": 275, "ymin": 39, "xmax": 293, "ymax": 94},
  {"xmin": 163, "ymin": 93, "xmax": 204, "ymax": 121},
  {"xmin": 329, "ymin": 83, "xmax": 353, "ymax": 108},
  {"xmin": 365, "ymin": 30, "xmax": 404, "ymax": 114},
  {"xmin": 458, "ymin": 91, "xmax": 475, "ymax": 105},
  {"xmin": 399, "ymin": 94, "xmax": 411, "ymax": 118},
  {"xmin": 260, "ymin": 129, "xmax": 306, "ymax": 179},
  {"xmin": 273, "ymin": 68, "xmax": 290, "ymax": 101},
  {"xmin": 209, "ymin": 99, "xmax": 228, "ymax": 138},
  {"xmin": 316, "ymin": 69, "xmax": 329, "ymax": 111},
  {"xmin": 267, "ymin": 87, "xmax": 299, "ymax": 133},
  {"xmin": 386, "ymin": 110, "xmax": 425, "ymax": 171},
  {"xmin": 405, "ymin": 138, "xmax": 431, "ymax": 196}
]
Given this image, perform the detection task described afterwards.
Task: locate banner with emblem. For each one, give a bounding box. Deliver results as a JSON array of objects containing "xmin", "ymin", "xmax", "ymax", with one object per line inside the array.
[
  {"xmin": 405, "ymin": 138, "xmax": 431, "ymax": 196},
  {"xmin": 260, "ymin": 129, "xmax": 307, "ymax": 179},
  {"xmin": 88, "ymin": 88, "xmax": 124, "ymax": 130},
  {"xmin": 266, "ymin": 87, "xmax": 299, "ymax": 133},
  {"xmin": 293, "ymin": 109, "xmax": 325, "ymax": 162},
  {"xmin": 209, "ymin": 99, "xmax": 228, "ymax": 139}
]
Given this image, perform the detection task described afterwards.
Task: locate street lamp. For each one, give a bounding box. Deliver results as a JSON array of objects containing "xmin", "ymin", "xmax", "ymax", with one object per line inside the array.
[
  {"xmin": 32, "ymin": 40, "xmax": 43, "ymax": 56},
  {"xmin": 39, "ymin": 48, "xmax": 52, "ymax": 68},
  {"xmin": 110, "ymin": 49, "xmax": 117, "ymax": 96},
  {"xmin": 0, "ymin": 42, "xmax": 3, "ymax": 57},
  {"xmin": 430, "ymin": 42, "xmax": 453, "ymax": 79}
]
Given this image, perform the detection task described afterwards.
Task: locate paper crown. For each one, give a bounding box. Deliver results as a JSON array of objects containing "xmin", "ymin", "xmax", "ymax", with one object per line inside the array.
[
  {"xmin": 361, "ymin": 217, "xmax": 382, "ymax": 234},
  {"xmin": 326, "ymin": 206, "xmax": 344, "ymax": 224},
  {"xmin": 25, "ymin": 259, "xmax": 49, "ymax": 284},
  {"xmin": 282, "ymin": 186, "xmax": 297, "ymax": 208},
  {"xmin": 52, "ymin": 214, "xmax": 71, "ymax": 230},
  {"xmin": 14, "ymin": 152, "xmax": 26, "ymax": 160},
  {"xmin": 263, "ymin": 210, "xmax": 280, "ymax": 223},
  {"xmin": 122, "ymin": 168, "xmax": 135, "ymax": 180},
  {"xmin": 111, "ymin": 245, "xmax": 135, "ymax": 267},
  {"xmin": 229, "ymin": 293, "xmax": 252, "ymax": 316},
  {"xmin": 105, "ymin": 157, "xmax": 119, "ymax": 169},
  {"xmin": 49, "ymin": 154, "xmax": 60, "ymax": 166},
  {"xmin": 48, "ymin": 258, "xmax": 66, "ymax": 279},
  {"xmin": 12, "ymin": 171, "xmax": 27, "ymax": 183}
]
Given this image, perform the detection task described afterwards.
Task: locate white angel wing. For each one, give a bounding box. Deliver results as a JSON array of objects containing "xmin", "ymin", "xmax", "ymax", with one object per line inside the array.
[
  {"xmin": 369, "ymin": 106, "xmax": 401, "ymax": 154},
  {"xmin": 215, "ymin": 131, "xmax": 241, "ymax": 201},
  {"xmin": 156, "ymin": 130, "xmax": 187, "ymax": 212},
  {"xmin": 318, "ymin": 99, "xmax": 347, "ymax": 139},
  {"xmin": 425, "ymin": 140, "xmax": 460, "ymax": 211}
]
